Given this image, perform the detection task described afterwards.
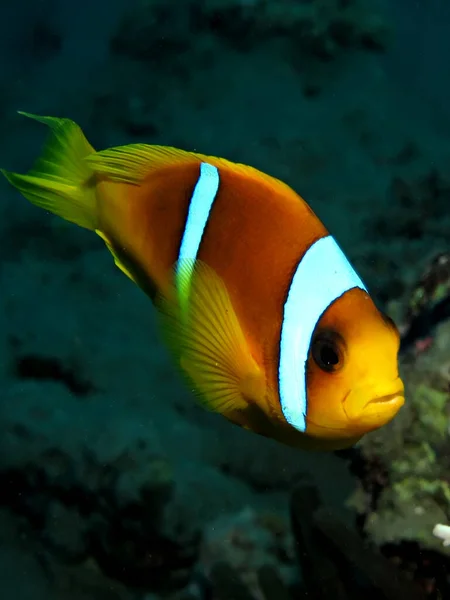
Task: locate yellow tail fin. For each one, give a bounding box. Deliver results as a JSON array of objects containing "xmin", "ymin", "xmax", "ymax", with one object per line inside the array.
[{"xmin": 1, "ymin": 112, "xmax": 98, "ymax": 230}]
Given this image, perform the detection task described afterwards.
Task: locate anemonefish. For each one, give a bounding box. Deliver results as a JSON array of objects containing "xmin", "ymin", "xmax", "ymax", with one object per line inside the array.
[{"xmin": 1, "ymin": 112, "xmax": 405, "ymax": 450}]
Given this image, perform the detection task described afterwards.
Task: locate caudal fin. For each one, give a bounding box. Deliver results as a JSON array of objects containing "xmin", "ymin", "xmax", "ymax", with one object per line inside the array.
[{"xmin": 1, "ymin": 112, "xmax": 98, "ymax": 230}]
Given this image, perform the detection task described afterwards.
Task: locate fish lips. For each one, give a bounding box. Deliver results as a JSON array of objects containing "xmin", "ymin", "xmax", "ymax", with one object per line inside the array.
[{"xmin": 343, "ymin": 381, "xmax": 405, "ymax": 429}]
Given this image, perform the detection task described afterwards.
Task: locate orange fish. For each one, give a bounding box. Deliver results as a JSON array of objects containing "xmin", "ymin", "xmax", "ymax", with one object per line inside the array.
[{"xmin": 1, "ymin": 113, "xmax": 404, "ymax": 450}]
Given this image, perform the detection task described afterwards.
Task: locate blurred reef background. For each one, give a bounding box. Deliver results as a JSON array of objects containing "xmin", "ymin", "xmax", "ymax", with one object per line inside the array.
[{"xmin": 1, "ymin": 0, "xmax": 450, "ymax": 598}]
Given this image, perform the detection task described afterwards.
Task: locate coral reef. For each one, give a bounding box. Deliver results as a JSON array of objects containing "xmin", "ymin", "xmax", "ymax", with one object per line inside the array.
[
  {"xmin": 355, "ymin": 170, "xmax": 450, "ymax": 306},
  {"xmin": 346, "ymin": 253, "xmax": 450, "ymax": 597},
  {"xmin": 399, "ymin": 251, "xmax": 450, "ymax": 350},
  {"xmin": 199, "ymin": 506, "xmax": 296, "ymax": 598},
  {"xmin": 200, "ymin": 483, "xmax": 426, "ymax": 599},
  {"xmin": 349, "ymin": 332, "xmax": 450, "ymax": 553}
]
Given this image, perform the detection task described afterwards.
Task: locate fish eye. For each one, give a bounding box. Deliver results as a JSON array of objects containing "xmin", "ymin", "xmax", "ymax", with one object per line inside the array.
[{"xmin": 311, "ymin": 330, "xmax": 343, "ymax": 373}]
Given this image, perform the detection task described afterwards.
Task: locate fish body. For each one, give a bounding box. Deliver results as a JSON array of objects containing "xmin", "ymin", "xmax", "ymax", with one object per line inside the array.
[{"xmin": 2, "ymin": 113, "xmax": 404, "ymax": 450}]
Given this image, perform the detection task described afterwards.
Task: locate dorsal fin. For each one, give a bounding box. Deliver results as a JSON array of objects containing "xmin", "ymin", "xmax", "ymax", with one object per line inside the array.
[
  {"xmin": 86, "ymin": 144, "xmax": 199, "ymax": 184},
  {"xmin": 86, "ymin": 143, "xmax": 293, "ymax": 194}
]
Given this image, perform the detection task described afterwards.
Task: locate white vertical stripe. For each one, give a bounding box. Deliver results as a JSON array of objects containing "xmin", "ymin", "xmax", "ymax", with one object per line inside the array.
[
  {"xmin": 278, "ymin": 235, "xmax": 368, "ymax": 432},
  {"xmin": 176, "ymin": 162, "xmax": 220, "ymax": 288}
]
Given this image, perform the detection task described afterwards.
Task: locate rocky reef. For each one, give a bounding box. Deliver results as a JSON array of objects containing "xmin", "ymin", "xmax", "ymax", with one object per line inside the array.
[
  {"xmin": 196, "ymin": 483, "xmax": 427, "ymax": 599},
  {"xmin": 347, "ymin": 252, "xmax": 450, "ymax": 598}
]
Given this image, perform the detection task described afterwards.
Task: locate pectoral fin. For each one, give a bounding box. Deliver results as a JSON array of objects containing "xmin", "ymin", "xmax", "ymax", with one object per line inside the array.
[{"xmin": 157, "ymin": 260, "xmax": 265, "ymax": 415}]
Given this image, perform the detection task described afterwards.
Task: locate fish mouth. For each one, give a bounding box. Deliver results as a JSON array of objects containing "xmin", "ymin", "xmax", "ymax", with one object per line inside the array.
[
  {"xmin": 305, "ymin": 387, "xmax": 405, "ymax": 436},
  {"xmin": 355, "ymin": 390, "xmax": 405, "ymax": 429},
  {"xmin": 365, "ymin": 391, "xmax": 405, "ymax": 407},
  {"xmin": 342, "ymin": 383, "xmax": 405, "ymax": 430}
]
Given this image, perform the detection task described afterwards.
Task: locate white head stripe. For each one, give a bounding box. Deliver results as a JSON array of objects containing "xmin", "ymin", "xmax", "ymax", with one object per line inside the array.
[
  {"xmin": 176, "ymin": 162, "xmax": 219, "ymax": 286},
  {"xmin": 278, "ymin": 235, "xmax": 368, "ymax": 432}
]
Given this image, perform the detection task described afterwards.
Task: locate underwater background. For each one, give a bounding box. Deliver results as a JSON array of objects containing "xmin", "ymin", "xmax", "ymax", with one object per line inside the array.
[{"xmin": 1, "ymin": 0, "xmax": 450, "ymax": 598}]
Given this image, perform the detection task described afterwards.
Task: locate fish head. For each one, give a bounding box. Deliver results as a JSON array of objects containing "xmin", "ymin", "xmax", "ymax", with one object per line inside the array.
[{"xmin": 304, "ymin": 287, "xmax": 404, "ymax": 444}]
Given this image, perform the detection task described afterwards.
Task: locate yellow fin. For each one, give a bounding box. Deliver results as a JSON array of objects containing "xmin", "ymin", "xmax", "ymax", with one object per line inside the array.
[
  {"xmin": 86, "ymin": 144, "xmax": 202, "ymax": 184},
  {"xmin": 95, "ymin": 230, "xmax": 137, "ymax": 283},
  {"xmin": 85, "ymin": 142, "xmax": 292, "ymax": 194},
  {"xmin": 1, "ymin": 112, "xmax": 97, "ymax": 230},
  {"xmin": 157, "ymin": 260, "xmax": 265, "ymax": 415}
]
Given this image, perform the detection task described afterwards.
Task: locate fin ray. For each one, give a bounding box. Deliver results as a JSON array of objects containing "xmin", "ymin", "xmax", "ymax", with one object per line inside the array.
[
  {"xmin": 86, "ymin": 142, "xmax": 293, "ymax": 195},
  {"xmin": 86, "ymin": 144, "xmax": 200, "ymax": 184},
  {"xmin": 157, "ymin": 260, "xmax": 265, "ymax": 415},
  {"xmin": 1, "ymin": 111, "xmax": 97, "ymax": 230}
]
